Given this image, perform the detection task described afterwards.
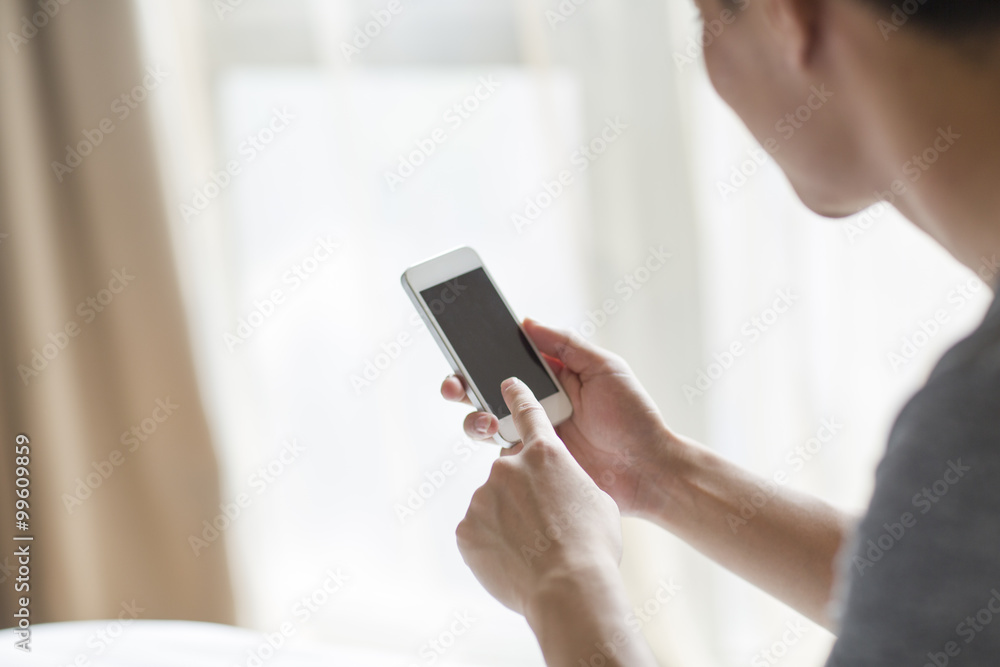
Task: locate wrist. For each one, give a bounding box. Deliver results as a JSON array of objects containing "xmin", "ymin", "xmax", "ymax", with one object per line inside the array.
[
  {"xmin": 630, "ymin": 427, "xmax": 695, "ymax": 523},
  {"xmin": 525, "ymin": 553, "xmax": 618, "ymax": 619},
  {"xmin": 524, "ymin": 555, "xmax": 624, "ymax": 644},
  {"xmin": 524, "ymin": 555, "xmax": 657, "ymax": 667}
]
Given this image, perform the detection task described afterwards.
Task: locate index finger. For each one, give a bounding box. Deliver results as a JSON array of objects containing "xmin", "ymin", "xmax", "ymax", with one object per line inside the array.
[{"xmin": 500, "ymin": 377, "xmax": 559, "ymax": 447}]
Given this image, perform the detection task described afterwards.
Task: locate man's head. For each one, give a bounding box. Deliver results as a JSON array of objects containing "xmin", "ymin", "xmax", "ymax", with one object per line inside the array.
[
  {"xmin": 694, "ymin": 0, "xmax": 1000, "ymax": 219},
  {"xmin": 855, "ymin": 0, "xmax": 1000, "ymax": 36}
]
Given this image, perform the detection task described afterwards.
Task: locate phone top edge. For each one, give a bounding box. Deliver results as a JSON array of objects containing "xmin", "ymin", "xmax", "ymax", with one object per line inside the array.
[
  {"xmin": 401, "ymin": 246, "xmax": 480, "ymax": 278},
  {"xmin": 402, "ymin": 247, "xmax": 485, "ymax": 293}
]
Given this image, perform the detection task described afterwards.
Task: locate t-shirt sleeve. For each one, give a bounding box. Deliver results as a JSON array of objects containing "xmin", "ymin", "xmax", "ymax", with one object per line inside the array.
[{"xmin": 826, "ymin": 367, "xmax": 1000, "ymax": 666}]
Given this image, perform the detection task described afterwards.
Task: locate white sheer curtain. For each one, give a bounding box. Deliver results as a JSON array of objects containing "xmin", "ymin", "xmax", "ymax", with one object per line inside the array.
[{"xmin": 143, "ymin": 1, "xmax": 589, "ymax": 665}]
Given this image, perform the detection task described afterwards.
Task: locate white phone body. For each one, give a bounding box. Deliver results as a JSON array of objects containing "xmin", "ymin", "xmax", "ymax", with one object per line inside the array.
[{"xmin": 401, "ymin": 247, "xmax": 573, "ymax": 445}]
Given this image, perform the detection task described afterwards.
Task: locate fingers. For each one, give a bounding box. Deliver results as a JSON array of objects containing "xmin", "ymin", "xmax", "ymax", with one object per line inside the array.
[
  {"xmin": 464, "ymin": 411, "xmax": 498, "ymax": 440},
  {"xmin": 444, "ymin": 375, "xmax": 512, "ymax": 443},
  {"xmin": 441, "ymin": 375, "xmax": 472, "ymax": 405},
  {"xmin": 443, "ymin": 375, "xmax": 500, "ymax": 440},
  {"xmin": 539, "ymin": 351, "xmax": 565, "ymax": 376},
  {"xmin": 501, "ymin": 377, "xmax": 559, "ymax": 447},
  {"xmin": 523, "ymin": 318, "xmax": 614, "ymax": 375}
]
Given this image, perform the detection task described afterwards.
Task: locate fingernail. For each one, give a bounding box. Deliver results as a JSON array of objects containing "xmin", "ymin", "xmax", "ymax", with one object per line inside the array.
[
  {"xmin": 475, "ymin": 415, "xmax": 491, "ymax": 434},
  {"xmin": 501, "ymin": 377, "xmax": 518, "ymax": 391}
]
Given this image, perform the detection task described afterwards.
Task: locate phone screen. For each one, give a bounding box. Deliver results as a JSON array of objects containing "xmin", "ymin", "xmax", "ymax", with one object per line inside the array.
[{"xmin": 421, "ymin": 268, "xmax": 558, "ymax": 418}]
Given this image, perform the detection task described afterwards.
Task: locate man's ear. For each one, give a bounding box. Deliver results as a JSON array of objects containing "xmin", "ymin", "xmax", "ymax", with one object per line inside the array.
[{"xmin": 763, "ymin": 0, "xmax": 821, "ymax": 70}]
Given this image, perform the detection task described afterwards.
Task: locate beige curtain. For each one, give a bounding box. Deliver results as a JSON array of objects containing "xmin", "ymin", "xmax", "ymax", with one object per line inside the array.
[{"xmin": 0, "ymin": 0, "xmax": 233, "ymax": 623}]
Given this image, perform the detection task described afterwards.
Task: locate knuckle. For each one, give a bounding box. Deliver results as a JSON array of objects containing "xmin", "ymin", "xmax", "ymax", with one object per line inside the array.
[
  {"xmin": 524, "ymin": 436, "xmax": 560, "ymax": 462},
  {"xmin": 557, "ymin": 339, "xmax": 578, "ymax": 364},
  {"xmin": 513, "ymin": 400, "xmax": 544, "ymax": 417}
]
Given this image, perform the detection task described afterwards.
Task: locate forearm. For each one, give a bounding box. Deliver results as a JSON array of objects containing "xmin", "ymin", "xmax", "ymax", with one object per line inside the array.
[
  {"xmin": 525, "ymin": 558, "xmax": 659, "ymax": 667},
  {"xmin": 637, "ymin": 434, "xmax": 854, "ymax": 629}
]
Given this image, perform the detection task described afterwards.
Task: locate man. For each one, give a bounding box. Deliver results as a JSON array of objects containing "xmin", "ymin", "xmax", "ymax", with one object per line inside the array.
[{"xmin": 442, "ymin": 0, "xmax": 1000, "ymax": 665}]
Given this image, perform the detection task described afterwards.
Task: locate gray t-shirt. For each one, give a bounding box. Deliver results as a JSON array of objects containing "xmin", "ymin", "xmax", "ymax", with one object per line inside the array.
[{"xmin": 827, "ymin": 290, "xmax": 1000, "ymax": 665}]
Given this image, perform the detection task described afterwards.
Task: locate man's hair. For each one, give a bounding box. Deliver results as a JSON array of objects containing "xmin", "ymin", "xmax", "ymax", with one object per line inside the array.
[{"xmin": 859, "ymin": 0, "xmax": 1000, "ymax": 36}]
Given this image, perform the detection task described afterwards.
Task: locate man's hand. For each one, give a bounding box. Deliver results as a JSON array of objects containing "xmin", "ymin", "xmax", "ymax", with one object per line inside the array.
[
  {"xmin": 442, "ymin": 318, "xmax": 674, "ymax": 517},
  {"xmin": 455, "ymin": 377, "xmax": 623, "ymax": 616},
  {"xmin": 445, "ymin": 319, "xmax": 852, "ymax": 629},
  {"xmin": 456, "ymin": 378, "xmax": 659, "ymax": 667}
]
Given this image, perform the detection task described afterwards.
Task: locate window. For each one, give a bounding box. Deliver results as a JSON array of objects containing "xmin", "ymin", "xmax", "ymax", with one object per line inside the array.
[{"xmin": 143, "ymin": 1, "xmax": 995, "ymax": 664}]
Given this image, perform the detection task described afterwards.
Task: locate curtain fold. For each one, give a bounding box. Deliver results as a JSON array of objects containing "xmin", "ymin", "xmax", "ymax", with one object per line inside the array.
[{"xmin": 0, "ymin": 0, "xmax": 234, "ymax": 623}]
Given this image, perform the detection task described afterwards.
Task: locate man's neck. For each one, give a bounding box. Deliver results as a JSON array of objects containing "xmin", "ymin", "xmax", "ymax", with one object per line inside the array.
[{"xmin": 844, "ymin": 27, "xmax": 1000, "ymax": 285}]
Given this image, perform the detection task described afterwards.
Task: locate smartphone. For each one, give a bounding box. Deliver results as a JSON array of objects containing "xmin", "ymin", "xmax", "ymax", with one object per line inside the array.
[{"xmin": 401, "ymin": 247, "xmax": 573, "ymax": 445}]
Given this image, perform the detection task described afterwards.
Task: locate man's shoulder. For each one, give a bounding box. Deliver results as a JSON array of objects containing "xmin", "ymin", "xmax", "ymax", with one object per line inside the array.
[
  {"xmin": 925, "ymin": 295, "xmax": 1000, "ymax": 387},
  {"xmin": 874, "ymin": 301, "xmax": 1000, "ymax": 520},
  {"xmin": 826, "ymin": 299, "xmax": 1000, "ymax": 666},
  {"xmin": 886, "ymin": 301, "xmax": 1000, "ymax": 464}
]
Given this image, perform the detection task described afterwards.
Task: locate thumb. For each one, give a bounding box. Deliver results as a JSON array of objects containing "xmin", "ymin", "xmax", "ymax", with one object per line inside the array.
[
  {"xmin": 523, "ymin": 318, "xmax": 614, "ymax": 376},
  {"xmin": 501, "ymin": 377, "xmax": 558, "ymax": 447}
]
